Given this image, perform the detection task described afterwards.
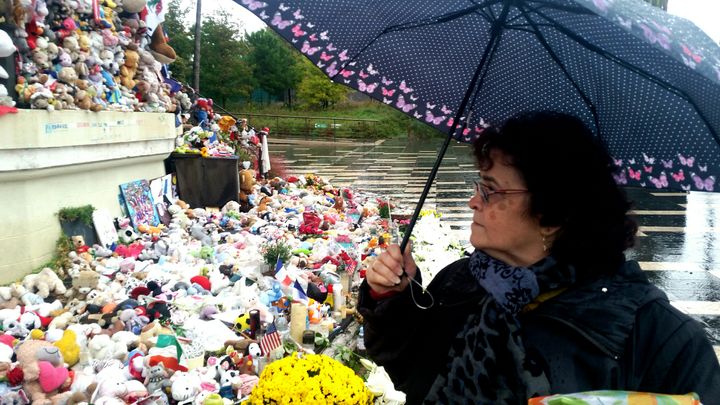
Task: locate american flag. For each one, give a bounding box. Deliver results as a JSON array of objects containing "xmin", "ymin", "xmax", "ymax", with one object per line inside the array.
[{"xmin": 259, "ymin": 323, "xmax": 282, "ymax": 356}]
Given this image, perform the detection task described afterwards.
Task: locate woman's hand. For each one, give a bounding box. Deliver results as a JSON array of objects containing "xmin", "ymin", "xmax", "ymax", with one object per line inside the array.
[{"xmin": 366, "ymin": 242, "xmax": 417, "ymax": 295}]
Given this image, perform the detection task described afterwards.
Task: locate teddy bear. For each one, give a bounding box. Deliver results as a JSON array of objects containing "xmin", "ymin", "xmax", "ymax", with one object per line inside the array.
[
  {"xmin": 121, "ymin": 0, "xmax": 146, "ymax": 13},
  {"xmin": 22, "ymin": 268, "xmax": 66, "ymax": 299},
  {"xmin": 30, "ymin": 88, "xmax": 55, "ymax": 110},
  {"xmin": 15, "ymin": 339, "xmax": 70, "ymax": 405},
  {"xmin": 57, "ymin": 66, "xmax": 78, "ymax": 85},
  {"xmin": 119, "ymin": 48, "xmax": 139, "ymax": 89},
  {"xmin": 88, "ymin": 334, "xmax": 128, "ymax": 361},
  {"xmin": 53, "ymin": 82, "xmax": 76, "ymax": 110},
  {"xmin": 65, "ymin": 270, "xmax": 100, "ymax": 300},
  {"xmin": 31, "ymin": 48, "xmax": 51, "ymax": 70}
]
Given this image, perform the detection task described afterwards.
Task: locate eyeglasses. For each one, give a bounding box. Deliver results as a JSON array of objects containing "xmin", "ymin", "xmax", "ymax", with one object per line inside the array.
[{"xmin": 473, "ymin": 180, "xmax": 528, "ymax": 204}]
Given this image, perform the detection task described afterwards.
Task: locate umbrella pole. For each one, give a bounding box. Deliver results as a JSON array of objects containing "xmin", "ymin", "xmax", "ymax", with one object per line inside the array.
[{"xmin": 399, "ymin": 2, "xmax": 513, "ymax": 255}]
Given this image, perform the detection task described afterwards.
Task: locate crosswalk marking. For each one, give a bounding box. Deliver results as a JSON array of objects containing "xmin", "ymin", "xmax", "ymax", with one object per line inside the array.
[
  {"xmin": 639, "ymin": 262, "xmax": 716, "ymax": 272},
  {"xmin": 671, "ymin": 301, "xmax": 720, "ymax": 316},
  {"xmin": 638, "ymin": 226, "xmax": 718, "ymax": 233},
  {"xmin": 630, "ymin": 210, "xmax": 686, "ymax": 215},
  {"xmin": 650, "ymin": 192, "xmax": 688, "ymax": 197}
]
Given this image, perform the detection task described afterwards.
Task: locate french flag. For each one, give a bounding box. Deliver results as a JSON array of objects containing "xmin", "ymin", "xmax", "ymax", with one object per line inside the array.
[
  {"xmin": 274, "ymin": 259, "xmax": 293, "ymax": 287},
  {"xmin": 292, "ymin": 280, "xmax": 309, "ymax": 305}
]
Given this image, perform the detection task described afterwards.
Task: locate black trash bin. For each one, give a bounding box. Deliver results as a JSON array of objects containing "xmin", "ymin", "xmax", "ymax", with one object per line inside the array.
[{"xmin": 165, "ymin": 153, "xmax": 239, "ymax": 208}]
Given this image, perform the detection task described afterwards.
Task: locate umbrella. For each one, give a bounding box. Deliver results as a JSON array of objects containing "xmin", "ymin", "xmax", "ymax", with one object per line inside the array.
[{"xmin": 234, "ymin": 0, "xmax": 720, "ymax": 250}]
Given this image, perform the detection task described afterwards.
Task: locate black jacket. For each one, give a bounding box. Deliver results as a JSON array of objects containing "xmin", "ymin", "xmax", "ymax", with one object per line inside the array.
[{"xmin": 358, "ymin": 258, "xmax": 720, "ymax": 404}]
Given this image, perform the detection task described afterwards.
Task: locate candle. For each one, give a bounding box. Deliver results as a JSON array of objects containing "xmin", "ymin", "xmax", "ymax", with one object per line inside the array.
[{"xmin": 290, "ymin": 303, "xmax": 307, "ymax": 343}]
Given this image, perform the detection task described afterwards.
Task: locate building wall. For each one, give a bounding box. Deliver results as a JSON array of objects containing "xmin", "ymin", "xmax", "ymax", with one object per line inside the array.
[{"xmin": 0, "ymin": 110, "xmax": 177, "ymax": 283}]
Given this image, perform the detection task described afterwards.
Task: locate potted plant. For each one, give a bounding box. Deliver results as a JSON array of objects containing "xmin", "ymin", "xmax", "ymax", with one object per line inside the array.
[
  {"xmin": 261, "ymin": 241, "xmax": 292, "ymax": 275},
  {"xmin": 57, "ymin": 205, "xmax": 98, "ymax": 246}
]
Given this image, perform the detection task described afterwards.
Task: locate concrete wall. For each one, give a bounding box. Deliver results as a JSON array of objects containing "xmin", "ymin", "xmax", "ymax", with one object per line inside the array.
[{"xmin": 0, "ymin": 110, "xmax": 177, "ymax": 283}]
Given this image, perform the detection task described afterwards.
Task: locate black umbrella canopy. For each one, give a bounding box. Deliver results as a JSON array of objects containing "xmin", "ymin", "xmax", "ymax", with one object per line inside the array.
[{"xmin": 235, "ymin": 0, "xmax": 720, "ymax": 193}]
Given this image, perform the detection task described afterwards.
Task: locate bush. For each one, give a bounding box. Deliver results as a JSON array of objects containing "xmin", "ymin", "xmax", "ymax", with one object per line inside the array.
[{"xmin": 56, "ymin": 205, "xmax": 95, "ymax": 226}]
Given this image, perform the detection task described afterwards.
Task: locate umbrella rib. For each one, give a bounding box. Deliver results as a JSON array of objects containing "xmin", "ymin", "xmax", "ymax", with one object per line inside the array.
[
  {"xmin": 531, "ymin": 7, "xmax": 720, "ymax": 147},
  {"xmin": 527, "ymin": 0, "xmax": 596, "ymax": 16},
  {"xmin": 334, "ymin": 0, "xmax": 502, "ymax": 81},
  {"xmin": 517, "ymin": 4, "xmax": 600, "ymax": 135},
  {"xmin": 399, "ymin": 1, "xmax": 515, "ymax": 253},
  {"xmin": 382, "ymin": 0, "xmax": 502, "ymax": 34}
]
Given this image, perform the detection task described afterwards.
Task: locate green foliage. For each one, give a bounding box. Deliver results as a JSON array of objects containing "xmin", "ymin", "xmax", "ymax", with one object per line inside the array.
[
  {"xmin": 35, "ymin": 235, "xmax": 74, "ymax": 274},
  {"xmin": 314, "ymin": 332, "xmax": 330, "ymax": 351},
  {"xmin": 57, "ymin": 205, "xmax": 95, "ymax": 226},
  {"xmin": 262, "ymin": 241, "xmax": 292, "ymax": 269},
  {"xmin": 333, "ymin": 345, "xmax": 364, "ymax": 376},
  {"xmin": 235, "ymin": 147, "xmax": 253, "ymax": 163},
  {"xmin": 225, "ymin": 101, "xmax": 444, "ymax": 139},
  {"xmin": 164, "ymin": 0, "xmax": 194, "ymax": 85},
  {"xmin": 246, "ymin": 29, "xmax": 303, "ymax": 102},
  {"xmin": 642, "ymin": 0, "xmax": 668, "ymax": 10},
  {"xmin": 199, "ymin": 11, "xmax": 255, "ymax": 106},
  {"xmin": 296, "ymin": 58, "xmax": 351, "ymax": 109}
]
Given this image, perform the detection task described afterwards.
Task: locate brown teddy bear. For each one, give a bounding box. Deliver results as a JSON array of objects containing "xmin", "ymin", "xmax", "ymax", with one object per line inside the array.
[
  {"xmin": 238, "ymin": 162, "xmax": 256, "ymax": 212},
  {"xmin": 120, "ymin": 48, "xmax": 139, "ymax": 89},
  {"xmin": 64, "ymin": 271, "xmax": 100, "ymax": 300},
  {"xmin": 74, "ymin": 80, "xmax": 103, "ymax": 112}
]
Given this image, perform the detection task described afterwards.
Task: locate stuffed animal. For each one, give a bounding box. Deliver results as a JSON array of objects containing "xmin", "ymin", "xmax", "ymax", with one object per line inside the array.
[
  {"xmin": 218, "ymin": 368, "xmax": 239, "ymax": 399},
  {"xmin": 22, "ymin": 268, "xmax": 66, "ymax": 298},
  {"xmin": 53, "ymin": 329, "xmax": 80, "ymax": 367},
  {"xmin": 88, "ymin": 334, "xmax": 127, "ymax": 361},
  {"xmin": 65, "ymin": 270, "xmax": 100, "ymax": 299},
  {"xmin": 121, "ymin": 0, "xmax": 147, "ymax": 13},
  {"xmin": 119, "ymin": 48, "xmax": 139, "ymax": 89},
  {"xmin": 143, "ymin": 362, "xmax": 170, "ymax": 394},
  {"xmin": 15, "ymin": 339, "xmax": 69, "ymax": 404},
  {"xmin": 148, "ymin": 23, "xmax": 176, "ymax": 64},
  {"xmin": 171, "ymin": 373, "xmax": 200, "ymax": 405}
]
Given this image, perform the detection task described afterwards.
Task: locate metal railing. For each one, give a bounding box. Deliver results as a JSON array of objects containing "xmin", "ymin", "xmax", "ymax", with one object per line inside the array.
[{"xmin": 227, "ymin": 112, "xmax": 380, "ymax": 140}]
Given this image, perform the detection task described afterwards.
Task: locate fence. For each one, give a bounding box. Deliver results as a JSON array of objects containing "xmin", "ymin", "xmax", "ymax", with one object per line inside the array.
[{"xmin": 228, "ymin": 112, "xmax": 380, "ymax": 140}]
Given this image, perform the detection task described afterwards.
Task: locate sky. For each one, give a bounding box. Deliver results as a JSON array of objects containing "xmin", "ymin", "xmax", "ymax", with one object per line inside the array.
[{"xmin": 179, "ymin": 0, "xmax": 720, "ymax": 43}]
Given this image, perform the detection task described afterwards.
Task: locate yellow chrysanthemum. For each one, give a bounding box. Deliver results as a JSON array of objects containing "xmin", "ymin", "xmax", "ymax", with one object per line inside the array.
[{"xmin": 248, "ymin": 353, "xmax": 373, "ymax": 405}]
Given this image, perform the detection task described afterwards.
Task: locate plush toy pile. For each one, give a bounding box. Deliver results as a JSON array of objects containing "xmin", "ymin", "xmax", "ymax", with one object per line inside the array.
[
  {"xmin": 0, "ymin": 173, "xmax": 452, "ymax": 404},
  {"xmin": 5, "ymin": 0, "xmax": 187, "ymax": 113}
]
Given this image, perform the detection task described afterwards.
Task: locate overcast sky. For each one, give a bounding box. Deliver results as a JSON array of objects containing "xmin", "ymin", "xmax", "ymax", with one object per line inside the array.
[{"xmin": 180, "ymin": 0, "xmax": 720, "ymax": 43}]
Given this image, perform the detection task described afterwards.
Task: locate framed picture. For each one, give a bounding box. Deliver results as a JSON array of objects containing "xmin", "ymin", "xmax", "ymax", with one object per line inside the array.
[
  {"xmin": 92, "ymin": 208, "xmax": 118, "ymax": 248},
  {"xmin": 150, "ymin": 174, "xmax": 175, "ymax": 225},
  {"xmin": 119, "ymin": 179, "xmax": 160, "ymax": 228}
]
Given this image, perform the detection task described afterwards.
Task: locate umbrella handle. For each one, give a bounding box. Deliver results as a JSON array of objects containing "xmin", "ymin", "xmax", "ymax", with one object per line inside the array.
[
  {"xmin": 399, "ymin": 132, "xmax": 453, "ymax": 253},
  {"xmin": 396, "ymin": 133, "xmax": 455, "ymax": 310}
]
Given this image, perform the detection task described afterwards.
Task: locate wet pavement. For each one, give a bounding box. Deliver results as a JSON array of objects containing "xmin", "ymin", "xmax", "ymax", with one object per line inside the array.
[{"xmin": 271, "ymin": 136, "xmax": 720, "ymax": 359}]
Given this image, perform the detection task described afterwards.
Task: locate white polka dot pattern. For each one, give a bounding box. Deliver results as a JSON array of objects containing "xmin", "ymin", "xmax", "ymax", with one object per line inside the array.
[{"xmin": 234, "ymin": 0, "xmax": 720, "ymax": 192}]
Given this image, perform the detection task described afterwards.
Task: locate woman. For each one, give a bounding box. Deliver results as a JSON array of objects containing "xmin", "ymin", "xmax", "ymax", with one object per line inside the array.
[{"xmin": 358, "ymin": 111, "xmax": 720, "ymax": 404}]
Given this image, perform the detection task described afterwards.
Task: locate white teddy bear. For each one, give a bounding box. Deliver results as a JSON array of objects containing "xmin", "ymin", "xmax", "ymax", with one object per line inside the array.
[
  {"xmin": 22, "ymin": 268, "xmax": 67, "ymax": 298},
  {"xmin": 88, "ymin": 334, "xmax": 128, "ymax": 361}
]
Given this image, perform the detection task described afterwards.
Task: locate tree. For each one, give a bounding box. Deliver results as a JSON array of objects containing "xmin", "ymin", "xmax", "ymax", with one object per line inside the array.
[
  {"xmin": 163, "ymin": 0, "xmax": 194, "ymax": 85},
  {"xmin": 296, "ymin": 58, "xmax": 350, "ymax": 109},
  {"xmin": 642, "ymin": 0, "xmax": 668, "ymax": 10},
  {"xmin": 246, "ymin": 28, "xmax": 303, "ymax": 105},
  {"xmin": 198, "ymin": 10, "xmax": 255, "ymax": 107}
]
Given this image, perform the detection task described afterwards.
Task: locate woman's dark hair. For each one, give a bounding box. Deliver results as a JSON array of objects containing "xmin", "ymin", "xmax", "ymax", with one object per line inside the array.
[{"xmin": 473, "ymin": 111, "xmax": 637, "ymax": 279}]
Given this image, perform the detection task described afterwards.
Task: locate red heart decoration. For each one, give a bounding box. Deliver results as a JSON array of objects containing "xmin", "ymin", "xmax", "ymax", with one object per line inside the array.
[{"xmin": 38, "ymin": 361, "xmax": 68, "ymax": 393}]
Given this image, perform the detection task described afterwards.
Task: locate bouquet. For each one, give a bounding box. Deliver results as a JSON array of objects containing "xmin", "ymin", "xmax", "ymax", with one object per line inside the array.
[{"xmin": 249, "ymin": 352, "xmax": 373, "ymax": 404}]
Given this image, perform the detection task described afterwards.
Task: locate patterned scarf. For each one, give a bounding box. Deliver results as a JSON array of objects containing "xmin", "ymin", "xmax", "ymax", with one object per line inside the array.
[{"xmin": 424, "ymin": 250, "xmax": 575, "ymax": 404}]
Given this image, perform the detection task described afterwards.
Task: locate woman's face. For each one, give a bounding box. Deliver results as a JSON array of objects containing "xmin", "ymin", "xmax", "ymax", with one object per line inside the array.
[{"xmin": 468, "ymin": 150, "xmax": 546, "ymax": 267}]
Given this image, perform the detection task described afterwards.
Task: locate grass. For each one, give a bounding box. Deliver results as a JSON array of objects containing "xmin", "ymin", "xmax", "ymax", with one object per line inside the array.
[{"xmin": 220, "ymin": 100, "xmax": 445, "ymax": 140}]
